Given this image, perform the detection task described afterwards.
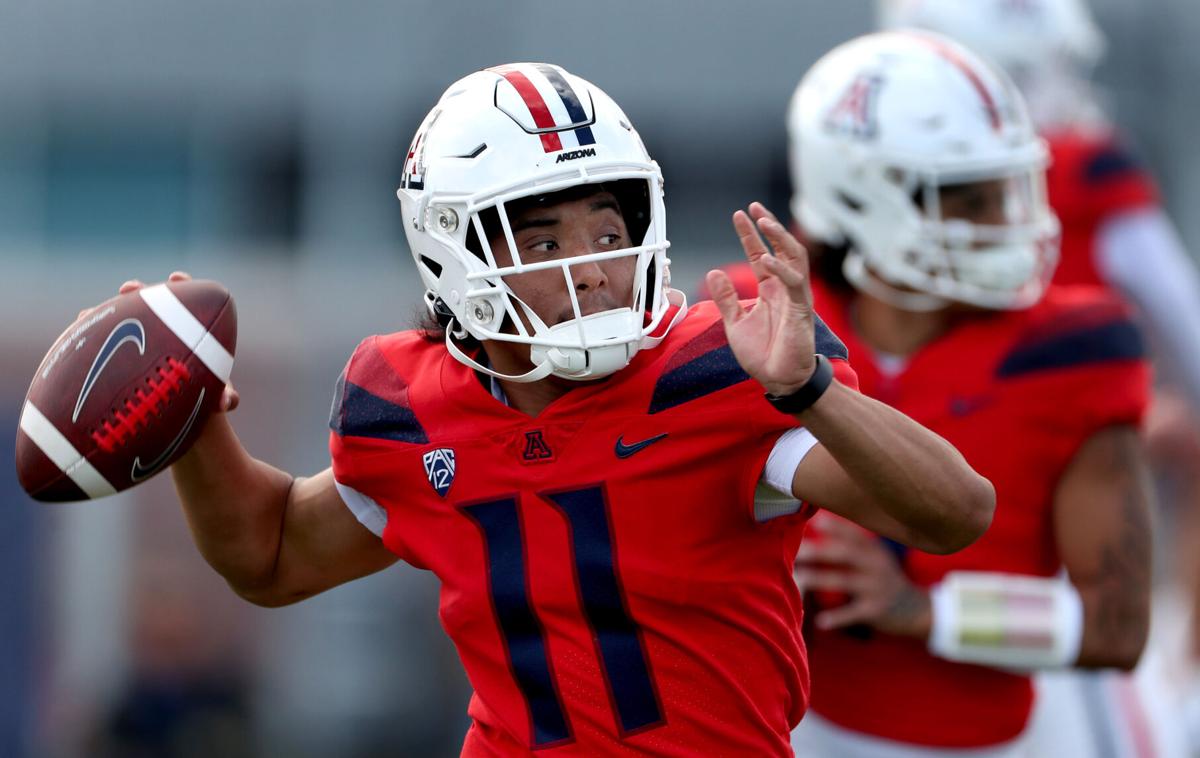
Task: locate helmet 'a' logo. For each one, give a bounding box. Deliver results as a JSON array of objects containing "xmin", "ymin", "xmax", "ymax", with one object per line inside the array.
[
  {"xmin": 823, "ymin": 74, "xmax": 884, "ymax": 140},
  {"xmin": 401, "ymin": 110, "xmax": 441, "ymax": 191},
  {"xmin": 423, "ymin": 447, "xmax": 456, "ymax": 497}
]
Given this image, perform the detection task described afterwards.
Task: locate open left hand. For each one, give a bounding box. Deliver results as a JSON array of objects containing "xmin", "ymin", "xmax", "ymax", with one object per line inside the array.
[
  {"xmin": 794, "ymin": 513, "xmax": 932, "ymax": 639},
  {"xmin": 706, "ymin": 202, "xmax": 816, "ymax": 397}
]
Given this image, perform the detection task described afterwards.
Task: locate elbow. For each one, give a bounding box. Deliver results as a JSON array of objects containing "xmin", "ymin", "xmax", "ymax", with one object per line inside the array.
[
  {"xmin": 226, "ymin": 576, "xmax": 312, "ymax": 609},
  {"xmin": 921, "ymin": 475, "xmax": 996, "ymax": 556}
]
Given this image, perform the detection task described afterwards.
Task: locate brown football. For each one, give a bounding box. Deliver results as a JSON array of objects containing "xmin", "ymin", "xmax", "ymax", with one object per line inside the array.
[{"xmin": 15, "ymin": 279, "xmax": 237, "ymax": 501}]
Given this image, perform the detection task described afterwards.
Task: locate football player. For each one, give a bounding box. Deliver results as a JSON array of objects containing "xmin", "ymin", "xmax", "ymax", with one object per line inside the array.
[
  {"xmin": 698, "ymin": 31, "xmax": 1152, "ymax": 756},
  {"xmin": 880, "ymin": 2, "xmax": 1200, "ymax": 753},
  {"xmin": 125, "ymin": 63, "xmax": 993, "ymax": 755}
]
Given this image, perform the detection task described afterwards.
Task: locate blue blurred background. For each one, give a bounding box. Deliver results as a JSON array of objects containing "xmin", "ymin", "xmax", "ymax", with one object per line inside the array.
[{"xmin": 2, "ymin": 1, "xmax": 1198, "ymax": 755}]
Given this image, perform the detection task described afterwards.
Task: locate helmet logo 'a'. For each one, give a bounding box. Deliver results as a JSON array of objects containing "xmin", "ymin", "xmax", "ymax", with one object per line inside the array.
[
  {"xmin": 823, "ymin": 74, "xmax": 884, "ymax": 140},
  {"xmin": 401, "ymin": 110, "xmax": 441, "ymax": 191}
]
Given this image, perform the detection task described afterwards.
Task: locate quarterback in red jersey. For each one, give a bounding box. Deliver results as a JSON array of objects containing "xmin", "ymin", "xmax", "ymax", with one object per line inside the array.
[
  {"xmin": 127, "ymin": 63, "xmax": 993, "ymax": 756},
  {"xmin": 710, "ymin": 31, "xmax": 1153, "ymax": 756}
]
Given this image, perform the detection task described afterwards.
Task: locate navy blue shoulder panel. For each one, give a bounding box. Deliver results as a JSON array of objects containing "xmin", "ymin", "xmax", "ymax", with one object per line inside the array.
[
  {"xmin": 813, "ymin": 311, "xmax": 849, "ymax": 362},
  {"xmin": 996, "ymin": 319, "xmax": 1144, "ymax": 379},
  {"xmin": 648, "ymin": 341, "xmax": 749, "ymax": 415},
  {"xmin": 648, "ymin": 312, "xmax": 848, "ymax": 415},
  {"xmin": 329, "ymin": 373, "xmax": 429, "ymax": 444},
  {"xmin": 1085, "ymin": 144, "xmax": 1143, "ymax": 185}
]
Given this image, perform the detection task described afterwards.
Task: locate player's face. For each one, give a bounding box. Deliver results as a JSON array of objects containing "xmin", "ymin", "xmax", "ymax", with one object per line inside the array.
[
  {"xmin": 491, "ymin": 191, "xmax": 637, "ymax": 329},
  {"xmin": 937, "ymin": 178, "xmax": 1010, "ymax": 226}
]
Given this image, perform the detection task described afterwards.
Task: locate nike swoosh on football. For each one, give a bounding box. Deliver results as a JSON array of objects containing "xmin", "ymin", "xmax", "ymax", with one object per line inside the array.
[
  {"xmin": 615, "ymin": 433, "xmax": 668, "ymax": 459},
  {"xmin": 131, "ymin": 387, "xmax": 205, "ymax": 482},
  {"xmin": 73, "ymin": 318, "xmax": 146, "ymax": 423}
]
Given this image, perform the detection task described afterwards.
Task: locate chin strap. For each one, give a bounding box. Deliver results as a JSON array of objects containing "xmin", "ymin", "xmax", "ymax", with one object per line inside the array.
[
  {"xmin": 843, "ymin": 252, "xmax": 951, "ymax": 313},
  {"xmin": 444, "ymin": 291, "xmax": 689, "ymax": 384},
  {"xmin": 444, "ymin": 330, "xmax": 557, "ymax": 383}
]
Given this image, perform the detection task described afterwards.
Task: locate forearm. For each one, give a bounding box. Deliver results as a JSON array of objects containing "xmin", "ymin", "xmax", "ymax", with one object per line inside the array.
[
  {"xmin": 1074, "ymin": 585, "xmax": 1149, "ymax": 670},
  {"xmin": 797, "ymin": 381, "xmax": 994, "ymax": 553},
  {"xmin": 1055, "ymin": 426, "xmax": 1154, "ymax": 670},
  {"xmin": 171, "ymin": 413, "xmax": 295, "ymax": 596}
]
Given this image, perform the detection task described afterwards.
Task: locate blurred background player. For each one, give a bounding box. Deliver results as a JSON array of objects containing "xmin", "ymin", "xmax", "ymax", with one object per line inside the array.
[
  {"xmin": 880, "ymin": 1, "xmax": 1200, "ymax": 754},
  {"xmin": 702, "ymin": 30, "xmax": 1154, "ymax": 756}
]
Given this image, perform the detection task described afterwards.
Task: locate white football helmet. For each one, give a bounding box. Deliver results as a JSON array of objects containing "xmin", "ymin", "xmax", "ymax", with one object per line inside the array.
[
  {"xmin": 878, "ymin": 0, "xmax": 1107, "ymax": 129},
  {"xmin": 789, "ymin": 31, "xmax": 1060, "ymax": 311},
  {"xmin": 397, "ymin": 63, "xmax": 681, "ymax": 383}
]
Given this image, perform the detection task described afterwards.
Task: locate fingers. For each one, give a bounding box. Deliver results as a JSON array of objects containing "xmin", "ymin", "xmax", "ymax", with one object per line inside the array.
[
  {"xmin": 793, "ymin": 567, "xmax": 860, "ymax": 594},
  {"xmin": 118, "ymin": 272, "xmax": 191, "ymax": 297},
  {"xmin": 706, "ymin": 269, "xmax": 745, "ymax": 326},
  {"xmin": 758, "ymin": 252, "xmax": 808, "ymax": 293},
  {"xmin": 220, "ymin": 385, "xmax": 240, "ymax": 413},
  {"xmin": 755, "ymin": 212, "xmax": 809, "ymax": 274},
  {"xmin": 733, "ymin": 210, "xmax": 770, "ymax": 265},
  {"xmin": 814, "ymin": 599, "xmax": 875, "ymax": 630},
  {"xmin": 735, "ymin": 203, "xmax": 811, "ymax": 303}
]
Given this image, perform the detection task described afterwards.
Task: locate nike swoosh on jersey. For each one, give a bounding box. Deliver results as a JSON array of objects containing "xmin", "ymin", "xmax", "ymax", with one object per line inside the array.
[
  {"xmin": 131, "ymin": 387, "xmax": 205, "ymax": 482},
  {"xmin": 614, "ymin": 433, "xmax": 668, "ymax": 459}
]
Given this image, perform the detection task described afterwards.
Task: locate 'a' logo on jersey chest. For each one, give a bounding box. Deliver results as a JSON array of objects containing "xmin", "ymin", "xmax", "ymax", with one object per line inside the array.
[
  {"xmin": 423, "ymin": 448, "xmax": 456, "ymax": 497},
  {"xmin": 520, "ymin": 429, "xmax": 555, "ymax": 464}
]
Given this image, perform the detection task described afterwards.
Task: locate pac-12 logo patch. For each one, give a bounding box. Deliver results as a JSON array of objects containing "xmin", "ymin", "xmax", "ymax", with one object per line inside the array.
[{"xmin": 423, "ymin": 447, "xmax": 456, "ymax": 497}]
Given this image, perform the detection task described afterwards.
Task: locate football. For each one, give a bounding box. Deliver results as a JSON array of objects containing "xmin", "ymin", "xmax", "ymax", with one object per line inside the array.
[{"xmin": 15, "ymin": 279, "xmax": 237, "ymax": 501}]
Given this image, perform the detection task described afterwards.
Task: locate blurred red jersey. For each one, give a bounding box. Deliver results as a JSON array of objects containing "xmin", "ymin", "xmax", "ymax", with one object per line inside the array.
[
  {"xmin": 804, "ymin": 279, "xmax": 1149, "ymax": 748},
  {"xmin": 329, "ymin": 301, "xmax": 856, "ymax": 756},
  {"xmin": 1046, "ymin": 127, "xmax": 1159, "ymax": 288}
]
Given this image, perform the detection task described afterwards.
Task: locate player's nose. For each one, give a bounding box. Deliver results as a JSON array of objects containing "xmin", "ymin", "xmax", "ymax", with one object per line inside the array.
[{"xmin": 571, "ymin": 259, "xmax": 608, "ymax": 293}]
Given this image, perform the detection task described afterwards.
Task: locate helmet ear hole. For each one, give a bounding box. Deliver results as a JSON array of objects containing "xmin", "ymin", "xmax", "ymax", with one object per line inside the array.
[
  {"xmin": 464, "ymin": 211, "xmax": 498, "ymax": 263},
  {"xmin": 836, "ymin": 191, "xmax": 865, "ymax": 214},
  {"xmin": 419, "ymin": 255, "xmax": 443, "ymax": 278}
]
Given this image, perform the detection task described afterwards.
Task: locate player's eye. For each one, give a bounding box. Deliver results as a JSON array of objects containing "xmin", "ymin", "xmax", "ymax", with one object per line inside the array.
[{"xmin": 527, "ymin": 239, "xmax": 559, "ymax": 255}]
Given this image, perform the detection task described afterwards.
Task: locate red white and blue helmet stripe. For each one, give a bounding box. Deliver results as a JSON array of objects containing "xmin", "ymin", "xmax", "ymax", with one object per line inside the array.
[{"xmin": 491, "ymin": 63, "xmax": 598, "ymax": 153}]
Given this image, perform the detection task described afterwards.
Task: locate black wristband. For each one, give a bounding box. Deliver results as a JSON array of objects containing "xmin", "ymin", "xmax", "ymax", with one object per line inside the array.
[{"xmin": 764, "ymin": 354, "xmax": 835, "ymax": 415}]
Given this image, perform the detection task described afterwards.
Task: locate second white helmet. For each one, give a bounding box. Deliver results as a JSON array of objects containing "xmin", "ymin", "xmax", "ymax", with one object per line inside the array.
[{"xmin": 789, "ymin": 31, "xmax": 1060, "ymax": 310}]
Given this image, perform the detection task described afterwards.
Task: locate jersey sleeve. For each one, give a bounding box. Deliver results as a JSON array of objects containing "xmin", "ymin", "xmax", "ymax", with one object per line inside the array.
[
  {"xmin": 328, "ymin": 335, "xmax": 430, "ymax": 559},
  {"xmin": 1051, "ymin": 133, "xmax": 1159, "ymax": 222},
  {"xmin": 997, "ymin": 294, "xmax": 1150, "ymax": 436}
]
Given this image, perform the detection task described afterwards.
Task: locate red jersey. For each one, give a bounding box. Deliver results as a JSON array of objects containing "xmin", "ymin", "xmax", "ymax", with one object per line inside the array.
[
  {"xmin": 804, "ymin": 280, "xmax": 1149, "ymax": 748},
  {"xmin": 1045, "ymin": 127, "xmax": 1159, "ymax": 288},
  {"xmin": 328, "ymin": 301, "xmax": 856, "ymax": 756}
]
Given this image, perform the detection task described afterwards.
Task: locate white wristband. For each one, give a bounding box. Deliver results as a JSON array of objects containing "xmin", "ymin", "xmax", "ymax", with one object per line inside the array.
[{"xmin": 929, "ymin": 571, "xmax": 1084, "ymax": 670}]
